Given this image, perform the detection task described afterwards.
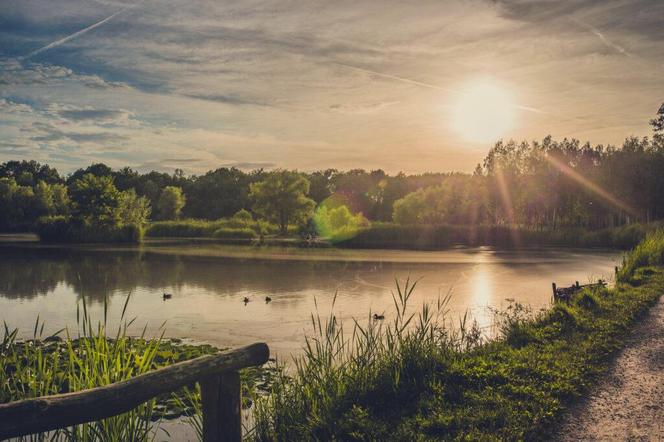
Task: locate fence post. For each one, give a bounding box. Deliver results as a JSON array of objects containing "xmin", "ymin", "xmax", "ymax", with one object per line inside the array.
[
  {"xmin": 201, "ymin": 371, "xmax": 242, "ymax": 442},
  {"xmin": 552, "ymin": 282, "xmax": 557, "ymax": 300}
]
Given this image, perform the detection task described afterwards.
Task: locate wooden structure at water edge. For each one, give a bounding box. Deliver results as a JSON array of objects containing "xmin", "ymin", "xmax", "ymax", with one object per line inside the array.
[
  {"xmin": 552, "ymin": 280, "xmax": 607, "ymax": 302},
  {"xmin": 0, "ymin": 343, "xmax": 269, "ymax": 442}
]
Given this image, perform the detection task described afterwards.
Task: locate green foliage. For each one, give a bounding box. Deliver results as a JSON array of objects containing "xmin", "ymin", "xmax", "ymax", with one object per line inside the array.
[
  {"xmin": 232, "ymin": 208, "xmax": 253, "ymax": 223},
  {"xmin": 250, "ymin": 170, "xmax": 316, "ymax": 235},
  {"xmin": 36, "ymin": 217, "xmax": 143, "ymax": 243},
  {"xmin": 146, "ymin": 218, "xmax": 279, "ymax": 238},
  {"xmin": 393, "ymin": 174, "xmax": 488, "ymax": 225},
  {"xmin": 212, "ymin": 227, "xmax": 258, "ymax": 239},
  {"xmin": 0, "ymin": 294, "xmax": 162, "ymax": 441},
  {"xmin": 338, "ymin": 222, "xmax": 659, "ymax": 250},
  {"xmin": 254, "ymin": 257, "xmax": 664, "ymax": 440},
  {"xmin": 313, "ymin": 204, "xmax": 369, "ymax": 243},
  {"xmin": 70, "ymin": 174, "xmax": 121, "ymax": 226},
  {"xmin": 157, "ymin": 186, "xmax": 186, "ymax": 220},
  {"xmin": 617, "ymin": 228, "xmax": 664, "ymax": 281},
  {"xmin": 118, "ymin": 189, "xmax": 151, "ymax": 226},
  {"xmin": 0, "ymin": 177, "xmax": 69, "ymax": 231}
]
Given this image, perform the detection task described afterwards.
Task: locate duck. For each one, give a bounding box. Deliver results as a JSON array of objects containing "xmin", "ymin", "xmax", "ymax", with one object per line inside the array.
[
  {"xmin": 162, "ymin": 293, "xmax": 173, "ymax": 300},
  {"xmin": 265, "ymin": 296, "xmax": 272, "ymax": 303},
  {"xmin": 243, "ymin": 297, "xmax": 250, "ymax": 304},
  {"xmin": 373, "ymin": 313, "xmax": 385, "ymax": 320}
]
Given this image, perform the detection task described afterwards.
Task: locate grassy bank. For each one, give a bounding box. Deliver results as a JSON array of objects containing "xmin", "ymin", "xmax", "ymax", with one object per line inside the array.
[
  {"xmin": 254, "ymin": 230, "xmax": 664, "ymax": 440},
  {"xmin": 337, "ymin": 222, "xmax": 659, "ymax": 250}
]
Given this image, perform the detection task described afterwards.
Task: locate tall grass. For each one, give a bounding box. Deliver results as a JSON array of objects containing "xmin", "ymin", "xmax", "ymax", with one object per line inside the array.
[
  {"xmin": 252, "ymin": 232, "xmax": 664, "ymax": 440},
  {"xmin": 252, "ymin": 280, "xmax": 482, "ymax": 440},
  {"xmin": 1, "ymin": 293, "xmax": 164, "ymax": 441},
  {"xmin": 146, "ymin": 218, "xmax": 278, "ymax": 238},
  {"xmin": 617, "ymin": 228, "xmax": 664, "ymax": 281}
]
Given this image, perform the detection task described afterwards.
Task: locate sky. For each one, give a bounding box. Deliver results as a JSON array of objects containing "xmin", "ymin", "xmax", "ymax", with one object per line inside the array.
[{"xmin": 1, "ymin": 0, "xmax": 663, "ymax": 175}]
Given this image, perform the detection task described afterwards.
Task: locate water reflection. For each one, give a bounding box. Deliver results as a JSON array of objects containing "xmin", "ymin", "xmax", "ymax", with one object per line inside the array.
[{"xmin": 0, "ymin": 244, "xmax": 619, "ymax": 357}]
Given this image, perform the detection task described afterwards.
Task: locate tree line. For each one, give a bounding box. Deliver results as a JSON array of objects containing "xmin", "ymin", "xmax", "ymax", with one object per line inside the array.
[{"xmin": 1, "ymin": 103, "xmax": 663, "ymax": 237}]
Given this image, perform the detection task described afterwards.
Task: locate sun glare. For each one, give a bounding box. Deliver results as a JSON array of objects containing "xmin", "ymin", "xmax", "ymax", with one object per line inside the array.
[{"xmin": 452, "ymin": 79, "xmax": 515, "ymax": 144}]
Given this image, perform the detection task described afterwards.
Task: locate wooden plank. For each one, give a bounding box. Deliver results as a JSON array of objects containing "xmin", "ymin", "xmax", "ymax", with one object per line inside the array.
[
  {"xmin": 201, "ymin": 371, "xmax": 242, "ymax": 442},
  {"xmin": 0, "ymin": 343, "xmax": 269, "ymax": 439}
]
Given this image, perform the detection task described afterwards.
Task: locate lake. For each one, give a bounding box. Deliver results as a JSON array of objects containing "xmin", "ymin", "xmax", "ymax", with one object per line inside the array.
[{"xmin": 0, "ymin": 240, "xmax": 620, "ymax": 358}]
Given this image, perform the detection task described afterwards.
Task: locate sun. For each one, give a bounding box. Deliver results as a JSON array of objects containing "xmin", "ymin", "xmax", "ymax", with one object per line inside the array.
[{"xmin": 452, "ymin": 78, "xmax": 515, "ymax": 144}]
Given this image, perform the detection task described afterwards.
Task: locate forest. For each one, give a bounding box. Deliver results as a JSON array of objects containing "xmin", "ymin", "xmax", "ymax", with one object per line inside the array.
[{"xmin": 0, "ymin": 104, "xmax": 663, "ymax": 243}]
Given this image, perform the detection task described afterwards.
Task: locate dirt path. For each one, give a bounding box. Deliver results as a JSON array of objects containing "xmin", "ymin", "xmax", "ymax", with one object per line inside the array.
[{"xmin": 554, "ymin": 296, "xmax": 664, "ymax": 441}]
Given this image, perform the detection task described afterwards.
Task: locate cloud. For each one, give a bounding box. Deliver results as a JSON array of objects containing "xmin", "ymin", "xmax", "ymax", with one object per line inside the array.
[
  {"xmin": 26, "ymin": 121, "xmax": 129, "ymax": 145},
  {"xmin": 183, "ymin": 93, "xmax": 270, "ymax": 107},
  {"xmin": 45, "ymin": 104, "xmax": 139, "ymax": 127},
  {"xmin": 0, "ymin": 60, "xmax": 127, "ymax": 89},
  {"xmin": 329, "ymin": 101, "xmax": 400, "ymax": 115},
  {"xmin": 225, "ymin": 161, "xmax": 275, "ymax": 170},
  {"xmin": 0, "ymin": 98, "xmax": 35, "ymax": 115}
]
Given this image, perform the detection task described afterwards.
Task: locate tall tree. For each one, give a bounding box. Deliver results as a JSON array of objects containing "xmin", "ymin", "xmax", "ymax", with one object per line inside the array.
[
  {"xmin": 250, "ymin": 170, "xmax": 315, "ymax": 234},
  {"xmin": 157, "ymin": 186, "xmax": 186, "ymax": 220},
  {"xmin": 69, "ymin": 174, "xmax": 121, "ymax": 225}
]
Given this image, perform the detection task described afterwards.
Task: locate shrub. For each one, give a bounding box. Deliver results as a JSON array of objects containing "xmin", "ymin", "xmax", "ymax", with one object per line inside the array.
[
  {"xmin": 146, "ymin": 219, "xmax": 224, "ymax": 237},
  {"xmin": 146, "ymin": 218, "xmax": 285, "ymax": 238},
  {"xmin": 36, "ymin": 216, "xmax": 143, "ymax": 243},
  {"xmin": 212, "ymin": 227, "xmax": 257, "ymax": 239}
]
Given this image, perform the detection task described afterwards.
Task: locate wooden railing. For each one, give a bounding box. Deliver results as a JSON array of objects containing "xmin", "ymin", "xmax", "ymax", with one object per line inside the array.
[
  {"xmin": 0, "ymin": 342, "xmax": 269, "ymax": 442},
  {"xmin": 552, "ymin": 280, "xmax": 607, "ymax": 302}
]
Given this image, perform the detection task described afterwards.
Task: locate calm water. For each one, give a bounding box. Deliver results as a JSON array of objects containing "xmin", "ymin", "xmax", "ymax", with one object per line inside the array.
[{"xmin": 0, "ymin": 240, "xmax": 620, "ymax": 358}]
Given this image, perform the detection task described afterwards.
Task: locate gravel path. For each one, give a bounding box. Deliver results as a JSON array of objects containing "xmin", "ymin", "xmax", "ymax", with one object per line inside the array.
[{"xmin": 554, "ymin": 296, "xmax": 664, "ymax": 441}]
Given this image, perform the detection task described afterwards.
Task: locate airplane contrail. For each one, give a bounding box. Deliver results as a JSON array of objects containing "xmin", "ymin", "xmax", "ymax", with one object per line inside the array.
[
  {"xmin": 335, "ymin": 62, "xmax": 547, "ymax": 115},
  {"xmin": 572, "ymin": 19, "xmax": 632, "ymax": 58},
  {"xmin": 20, "ymin": 4, "xmax": 136, "ymax": 60}
]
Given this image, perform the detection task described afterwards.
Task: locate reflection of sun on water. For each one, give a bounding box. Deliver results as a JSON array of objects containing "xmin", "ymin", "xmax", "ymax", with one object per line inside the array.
[
  {"xmin": 452, "ymin": 78, "xmax": 515, "ymax": 144},
  {"xmin": 469, "ymin": 263, "xmax": 494, "ymax": 331}
]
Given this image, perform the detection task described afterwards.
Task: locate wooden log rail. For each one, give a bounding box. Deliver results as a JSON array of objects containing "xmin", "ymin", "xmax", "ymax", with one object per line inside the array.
[
  {"xmin": 0, "ymin": 342, "xmax": 269, "ymax": 442},
  {"xmin": 552, "ymin": 280, "xmax": 607, "ymax": 302}
]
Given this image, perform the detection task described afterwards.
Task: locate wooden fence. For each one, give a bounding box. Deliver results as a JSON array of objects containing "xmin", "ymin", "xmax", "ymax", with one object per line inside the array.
[
  {"xmin": 0, "ymin": 342, "xmax": 269, "ymax": 442},
  {"xmin": 552, "ymin": 280, "xmax": 607, "ymax": 302}
]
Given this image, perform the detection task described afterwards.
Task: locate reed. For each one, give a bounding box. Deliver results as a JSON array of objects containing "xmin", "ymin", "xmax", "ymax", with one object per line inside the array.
[{"xmin": 1, "ymin": 293, "xmax": 164, "ymax": 441}]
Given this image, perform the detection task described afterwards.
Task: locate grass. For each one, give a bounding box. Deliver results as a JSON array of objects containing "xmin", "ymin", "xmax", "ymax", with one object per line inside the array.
[
  {"xmin": 617, "ymin": 228, "xmax": 664, "ymax": 282},
  {"xmin": 253, "ymin": 229, "xmax": 664, "ymax": 440},
  {"xmin": 0, "ymin": 293, "xmax": 277, "ymax": 441},
  {"xmin": 1, "ymin": 294, "xmax": 162, "ymax": 441},
  {"xmin": 337, "ymin": 222, "xmax": 660, "ymax": 250}
]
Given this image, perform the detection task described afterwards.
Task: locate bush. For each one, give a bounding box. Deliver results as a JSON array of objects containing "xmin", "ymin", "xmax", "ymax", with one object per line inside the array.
[
  {"xmin": 146, "ymin": 219, "xmax": 223, "ymax": 237},
  {"xmin": 212, "ymin": 227, "xmax": 257, "ymax": 239},
  {"xmin": 146, "ymin": 218, "xmax": 282, "ymax": 238},
  {"xmin": 36, "ymin": 216, "xmax": 143, "ymax": 243}
]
